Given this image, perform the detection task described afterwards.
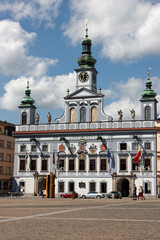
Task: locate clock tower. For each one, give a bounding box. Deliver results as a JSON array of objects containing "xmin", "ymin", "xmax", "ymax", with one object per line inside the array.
[{"xmin": 75, "ymin": 26, "xmax": 97, "ymax": 93}]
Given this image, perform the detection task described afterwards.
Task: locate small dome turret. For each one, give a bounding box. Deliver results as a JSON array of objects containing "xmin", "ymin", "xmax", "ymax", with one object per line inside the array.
[
  {"xmin": 19, "ymin": 81, "xmax": 35, "ymax": 107},
  {"xmin": 141, "ymin": 69, "xmax": 156, "ymax": 100}
]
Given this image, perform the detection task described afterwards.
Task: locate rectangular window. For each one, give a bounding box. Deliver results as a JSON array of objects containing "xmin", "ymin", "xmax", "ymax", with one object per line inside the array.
[
  {"xmin": 7, "ymin": 141, "xmax": 12, "ymax": 149},
  {"xmin": 19, "ymin": 159, "xmax": 26, "ymax": 171},
  {"xmin": 3, "ymin": 181, "xmax": 8, "ymax": 190},
  {"xmin": 69, "ymin": 182, "xmax": 74, "ymax": 192},
  {"xmin": 69, "ymin": 159, "xmax": 74, "ymax": 171},
  {"xmin": 42, "ymin": 144, "xmax": 48, "ymax": 152},
  {"xmin": 57, "ymin": 159, "xmax": 65, "ymax": 169},
  {"xmin": 59, "ymin": 182, "xmax": 64, "ymax": 193},
  {"xmin": 42, "ymin": 159, "xmax": 48, "ymax": 171},
  {"xmin": 79, "ymin": 182, "xmax": 86, "ymax": 188},
  {"xmin": 6, "ymin": 154, "xmax": 11, "ymax": 162},
  {"xmin": 30, "ymin": 158, "xmax": 36, "ymax": 171},
  {"xmin": 145, "ymin": 182, "xmax": 151, "ymax": 194},
  {"xmin": 120, "ymin": 143, "xmax": 127, "ymax": 150},
  {"xmin": 0, "ymin": 153, "xmax": 3, "ymax": 161},
  {"xmin": 90, "ymin": 159, "xmax": 96, "ymax": 171},
  {"xmin": 31, "ymin": 145, "xmax": 37, "ymax": 152},
  {"xmin": 120, "ymin": 158, "xmax": 127, "ymax": 171},
  {"xmin": 79, "ymin": 159, "xmax": 85, "ymax": 171},
  {"xmin": 90, "ymin": 182, "xmax": 96, "ymax": 192},
  {"xmin": 132, "ymin": 159, "xmax": 140, "ymax": 171},
  {"xmin": 20, "ymin": 145, "xmax": 26, "ymax": 152},
  {"xmin": 6, "ymin": 167, "xmax": 10, "ymax": 175},
  {"xmin": 0, "ymin": 167, "xmax": 3, "ymax": 174},
  {"xmin": 144, "ymin": 158, "xmax": 151, "ymax": 170},
  {"xmin": 100, "ymin": 158, "xmax": 107, "ymax": 171},
  {"xmin": 132, "ymin": 143, "xmax": 138, "ymax": 150},
  {"xmin": 0, "ymin": 140, "xmax": 4, "ymax": 148},
  {"xmin": 144, "ymin": 142, "xmax": 151, "ymax": 150}
]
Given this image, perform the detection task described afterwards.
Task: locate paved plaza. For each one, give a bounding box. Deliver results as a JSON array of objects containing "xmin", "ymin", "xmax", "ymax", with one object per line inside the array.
[{"xmin": 0, "ymin": 197, "xmax": 160, "ymax": 240}]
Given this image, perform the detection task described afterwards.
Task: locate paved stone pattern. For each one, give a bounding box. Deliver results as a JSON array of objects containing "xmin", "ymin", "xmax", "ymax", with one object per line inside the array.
[{"xmin": 0, "ymin": 197, "xmax": 160, "ymax": 240}]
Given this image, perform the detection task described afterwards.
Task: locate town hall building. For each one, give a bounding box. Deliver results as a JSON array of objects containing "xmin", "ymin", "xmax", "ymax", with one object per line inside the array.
[{"xmin": 13, "ymin": 28, "xmax": 157, "ymax": 198}]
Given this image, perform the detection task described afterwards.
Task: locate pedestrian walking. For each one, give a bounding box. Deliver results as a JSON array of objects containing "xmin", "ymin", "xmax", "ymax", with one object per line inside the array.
[{"xmin": 132, "ymin": 184, "xmax": 137, "ymax": 200}]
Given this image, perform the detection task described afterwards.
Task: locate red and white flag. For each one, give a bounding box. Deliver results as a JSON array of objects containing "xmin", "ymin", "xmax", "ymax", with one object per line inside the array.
[{"xmin": 134, "ymin": 148, "xmax": 141, "ymax": 163}]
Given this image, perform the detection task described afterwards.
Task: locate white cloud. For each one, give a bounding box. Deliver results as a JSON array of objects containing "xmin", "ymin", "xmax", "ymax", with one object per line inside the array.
[
  {"xmin": 63, "ymin": 0, "xmax": 160, "ymax": 62},
  {"xmin": 0, "ymin": 72, "xmax": 76, "ymax": 111},
  {"xmin": 1, "ymin": 71, "xmax": 160, "ymax": 123},
  {"xmin": 0, "ymin": 0, "xmax": 63, "ymax": 28},
  {"xmin": 104, "ymin": 76, "xmax": 160, "ymax": 120},
  {"xmin": 0, "ymin": 20, "xmax": 58, "ymax": 76}
]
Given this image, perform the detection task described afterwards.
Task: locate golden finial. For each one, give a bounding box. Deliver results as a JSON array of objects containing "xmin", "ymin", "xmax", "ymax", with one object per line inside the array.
[
  {"xmin": 148, "ymin": 67, "xmax": 151, "ymax": 79},
  {"xmin": 85, "ymin": 19, "xmax": 88, "ymax": 37}
]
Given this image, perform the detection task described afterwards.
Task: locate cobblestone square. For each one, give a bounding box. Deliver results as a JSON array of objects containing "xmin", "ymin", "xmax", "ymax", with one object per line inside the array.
[{"xmin": 0, "ymin": 197, "xmax": 160, "ymax": 240}]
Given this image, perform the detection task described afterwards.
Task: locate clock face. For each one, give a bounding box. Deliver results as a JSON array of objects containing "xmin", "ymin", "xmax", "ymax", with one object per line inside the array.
[{"xmin": 79, "ymin": 72, "xmax": 89, "ymax": 82}]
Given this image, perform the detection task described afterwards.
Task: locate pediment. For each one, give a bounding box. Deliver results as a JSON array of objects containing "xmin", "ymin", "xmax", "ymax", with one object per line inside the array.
[{"xmin": 65, "ymin": 88, "xmax": 103, "ymax": 99}]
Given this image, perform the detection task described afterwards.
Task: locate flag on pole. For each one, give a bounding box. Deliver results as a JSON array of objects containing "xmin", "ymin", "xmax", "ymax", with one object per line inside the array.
[
  {"xmin": 134, "ymin": 148, "xmax": 141, "ymax": 163},
  {"xmin": 108, "ymin": 149, "xmax": 110, "ymax": 163},
  {"xmin": 53, "ymin": 151, "xmax": 55, "ymax": 165},
  {"xmin": 25, "ymin": 151, "xmax": 28, "ymax": 165}
]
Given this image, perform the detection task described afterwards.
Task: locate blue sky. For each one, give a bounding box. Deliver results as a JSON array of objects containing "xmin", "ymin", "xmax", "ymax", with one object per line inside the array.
[{"xmin": 0, "ymin": 0, "xmax": 160, "ymax": 124}]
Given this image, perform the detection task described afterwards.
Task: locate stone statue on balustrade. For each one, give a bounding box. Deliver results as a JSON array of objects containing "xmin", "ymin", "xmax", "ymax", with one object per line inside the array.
[
  {"xmin": 47, "ymin": 112, "xmax": 52, "ymax": 124},
  {"xmin": 118, "ymin": 110, "xmax": 123, "ymax": 121},
  {"xmin": 35, "ymin": 113, "xmax": 40, "ymax": 124},
  {"xmin": 130, "ymin": 109, "xmax": 135, "ymax": 120}
]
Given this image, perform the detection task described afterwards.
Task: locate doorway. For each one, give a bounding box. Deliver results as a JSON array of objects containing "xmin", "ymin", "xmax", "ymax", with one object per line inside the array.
[
  {"xmin": 100, "ymin": 182, "xmax": 107, "ymax": 193},
  {"xmin": 117, "ymin": 178, "xmax": 129, "ymax": 197},
  {"xmin": 38, "ymin": 178, "xmax": 46, "ymax": 196}
]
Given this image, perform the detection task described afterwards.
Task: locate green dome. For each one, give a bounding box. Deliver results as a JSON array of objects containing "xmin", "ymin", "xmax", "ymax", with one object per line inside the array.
[
  {"xmin": 141, "ymin": 73, "xmax": 156, "ymax": 100},
  {"xmin": 19, "ymin": 82, "xmax": 35, "ymax": 107},
  {"xmin": 76, "ymin": 33, "xmax": 96, "ymax": 70}
]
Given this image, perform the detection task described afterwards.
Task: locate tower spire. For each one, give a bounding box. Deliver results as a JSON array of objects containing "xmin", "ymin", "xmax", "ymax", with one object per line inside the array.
[
  {"xmin": 76, "ymin": 20, "xmax": 96, "ymax": 70},
  {"xmin": 19, "ymin": 81, "xmax": 35, "ymax": 106}
]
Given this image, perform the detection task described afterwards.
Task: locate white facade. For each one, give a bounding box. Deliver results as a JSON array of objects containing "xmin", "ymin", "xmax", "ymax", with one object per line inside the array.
[{"xmin": 13, "ymin": 32, "xmax": 158, "ymax": 198}]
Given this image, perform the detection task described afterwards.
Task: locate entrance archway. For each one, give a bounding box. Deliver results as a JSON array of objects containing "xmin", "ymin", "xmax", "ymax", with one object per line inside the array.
[{"xmin": 117, "ymin": 178, "xmax": 129, "ymax": 197}]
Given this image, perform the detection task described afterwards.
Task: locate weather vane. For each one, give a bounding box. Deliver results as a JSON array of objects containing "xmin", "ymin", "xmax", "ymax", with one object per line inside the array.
[
  {"xmin": 85, "ymin": 19, "xmax": 88, "ymax": 37},
  {"xmin": 27, "ymin": 80, "xmax": 29, "ymax": 89}
]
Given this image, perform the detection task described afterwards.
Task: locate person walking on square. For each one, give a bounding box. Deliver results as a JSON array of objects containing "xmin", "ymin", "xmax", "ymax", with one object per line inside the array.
[
  {"xmin": 138, "ymin": 186, "xmax": 145, "ymax": 200},
  {"xmin": 133, "ymin": 184, "xmax": 137, "ymax": 200}
]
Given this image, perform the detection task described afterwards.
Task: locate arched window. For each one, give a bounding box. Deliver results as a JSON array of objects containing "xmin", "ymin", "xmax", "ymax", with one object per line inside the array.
[
  {"xmin": 70, "ymin": 108, "xmax": 76, "ymax": 123},
  {"xmin": 22, "ymin": 112, "xmax": 27, "ymax": 125},
  {"xmin": 91, "ymin": 106, "xmax": 97, "ymax": 122},
  {"xmin": 80, "ymin": 107, "xmax": 86, "ymax": 122},
  {"xmin": 145, "ymin": 106, "xmax": 151, "ymax": 120}
]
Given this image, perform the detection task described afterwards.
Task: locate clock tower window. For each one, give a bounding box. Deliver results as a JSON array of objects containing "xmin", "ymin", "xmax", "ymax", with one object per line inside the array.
[{"xmin": 80, "ymin": 107, "xmax": 86, "ymax": 122}]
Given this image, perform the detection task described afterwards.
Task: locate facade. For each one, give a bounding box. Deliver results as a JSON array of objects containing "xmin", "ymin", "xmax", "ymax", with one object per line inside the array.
[
  {"xmin": 156, "ymin": 121, "xmax": 160, "ymax": 197},
  {"xmin": 13, "ymin": 29, "xmax": 158, "ymax": 198},
  {"xmin": 0, "ymin": 120, "xmax": 15, "ymax": 194}
]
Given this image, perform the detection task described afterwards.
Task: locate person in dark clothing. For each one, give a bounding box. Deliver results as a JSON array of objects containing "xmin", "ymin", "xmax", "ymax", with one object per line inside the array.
[{"xmin": 133, "ymin": 184, "xmax": 137, "ymax": 200}]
